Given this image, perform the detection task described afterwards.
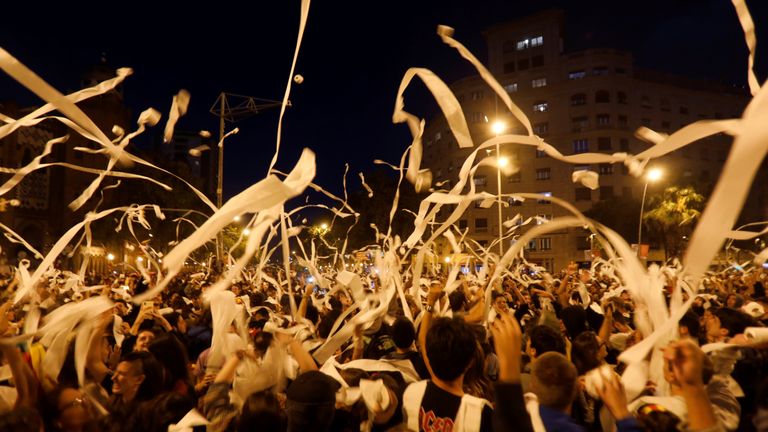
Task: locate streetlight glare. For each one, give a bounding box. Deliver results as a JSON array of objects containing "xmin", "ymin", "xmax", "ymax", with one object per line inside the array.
[
  {"xmin": 243, "ymin": 228, "xmax": 251, "ymax": 236},
  {"xmin": 233, "ymin": 215, "xmax": 241, "ymax": 222},
  {"xmin": 491, "ymin": 120, "xmax": 507, "ymax": 135},
  {"xmin": 498, "ymin": 156, "xmax": 509, "ymax": 168},
  {"xmin": 646, "ymin": 168, "xmax": 663, "ymax": 182},
  {"xmin": 136, "ymin": 256, "xmax": 144, "ymax": 263},
  {"xmin": 320, "ymin": 223, "xmax": 328, "ymax": 230},
  {"xmin": 107, "ymin": 253, "xmax": 115, "ymax": 261},
  {"xmin": 444, "ymin": 256, "xmax": 451, "ymax": 263}
]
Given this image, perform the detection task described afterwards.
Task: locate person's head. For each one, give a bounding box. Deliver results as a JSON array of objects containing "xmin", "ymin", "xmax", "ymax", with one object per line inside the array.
[
  {"xmin": 678, "ymin": 310, "xmax": 701, "ymax": 341},
  {"xmin": 570, "ymin": 331, "xmax": 605, "ymax": 375},
  {"xmin": 560, "ymin": 306, "xmax": 588, "ymax": 340},
  {"xmin": 0, "ymin": 406, "xmax": 43, "ymax": 432},
  {"xmin": 390, "ymin": 316, "xmax": 416, "ymax": 351},
  {"xmin": 134, "ymin": 329, "xmax": 155, "ymax": 352},
  {"xmin": 634, "ymin": 404, "xmax": 682, "ymax": 432},
  {"xmin": 530, "ymin": 352, "xmax": 578, "ymax": 412},
  {"xmin": 706, "ymin": 307, "xmax": 759, "ymax": 342},
  {"xmin": 238, "ymin": 390, "xmax": 284, "ymax": 432},
  {"xmin": 526, "ymin": 325, "xmax": 566, "ymax": 359},
  {"xmin": 448, "ymin": 290, "xmax": 468, "ymax": 312},
  {"xmin": 726, "ymin": 293, "xmax": 744, "ymax": 309},
  {"xmin": 285, "ymin": 370, "xmax": 340, "ymax": 432},
  {"xmin": 424, "ymin": 317, "xmax": 477, "ymax": 382},
  {"xmin": 49, "ymin": 387, "xmax": 95, "ymax": 432},
  {"xmin": 492, "ymin": 291, "xmax": 509, "ymax": 314},
  {"xmin": 148, "ymin": 333, "xmax": 190, "ymax": 391},
  {"xmin": 113, "ymin": 351, "xmax": 163, "ymax": 403}
]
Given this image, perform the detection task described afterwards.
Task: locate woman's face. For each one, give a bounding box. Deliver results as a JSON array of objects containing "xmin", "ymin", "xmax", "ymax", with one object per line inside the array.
[
  {"xmin": 726, "ymin": 295, "xmax": 737, "ymax": 308},
  {"xmin": 56, "ymin": 388, "xmax": 93, "ymax": 432}
]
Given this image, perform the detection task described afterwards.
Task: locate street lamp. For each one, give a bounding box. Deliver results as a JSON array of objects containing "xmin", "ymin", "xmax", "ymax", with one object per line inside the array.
[
  {"xmin": 490, "ymin": 119, "xmax": 507, "ymax": 257},
  {"xmin": 637, "ymin": 168, "xmax": 663, "ymax": 255}
]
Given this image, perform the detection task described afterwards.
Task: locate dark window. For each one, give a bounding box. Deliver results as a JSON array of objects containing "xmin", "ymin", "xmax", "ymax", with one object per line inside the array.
[
  {"xmin": 661, "ymin": 121, "xmax": 671, "ymax": 130},
  {"xmin": 459, "ymin": 219, "xmax": 468, "ymax": 229},
  {"xmin": 533, "ymin": 122, "xmax": 549, "ymax": 135},
  {"xmin": 599, "ymin": 163, "xmax": 614, "ymax": 175},
  {"xmin": 618, "ymin": 115, "xmax": 628, "ymax": 128},
  {"xmin": 571, "ymin": 93, "xmax": 587, "ymax": 106},
  {"xmin": 475, "ymin": 218, "xmax": 488, "ymax": 232},
  {"xmin": 502, "ymin": 41, "xmax": 516, "ymax": 53},
  {"xmin": 595, "ymin": 90, "xmax": 610, "ymax": 103},
  {"xmin": 526, "ymin": 240, "xmax": 537, "ymax": 251},
  {"xmin": 536, "ymin": 168, "xmax": 551, "ymax": 180},
  {"xmin": 622, "ymin": 187, "xmax": 632, "ymax": 198},
  {"xmin": 660, "ymin": 98, "xmax": 671, "ymax": 112},
  {"xmin": 571, "ymin": 116, "xmax": 588, "ymax": 131},
  {"xmin": 503, "ymin": 62, "xmax": 516, "ymax": 74},
  {"xmin": 508, "ymin": 171, "xmax": 522, "ymax": 183},
  {"xmin": 641, "ymin": 95, "xmax": 651, "ymax": 109},
  {"xmin": 593, "ymin": 66, "xmax": 609, "ymax": 75},
  {"xmin": 617, "ymin": 92, "xmax": 628, "ymax": 104},
  {"xmin": 575, "ymin": 187, "xmax": 592, "ymax": 201},
  {"xmin": 536, "ymin": 149, "xmax": 547, "ymax": 158},
  {"xmin": 680, "ymin": 106, "xmax": 689, "ymax": 115},
  {"xmin": 641, "ymin": 118, "xmax": 651, "ymax": 127},
  {"xmin": 509, "ymin": 197, "xmax": 523, "ymax": 206},
  {"xmin": 598, "ymin": 137, "xmax": 612, "ymax": 150},
  {"xmin": 615, "ymin": 67, "xmax": 627, "ymax": 75},
  {"xmin": 539, "ymin": 238, "xmax": 552, "ymax": 250},
  {"xmin": 538, "ymin": 192, "xmax": 552, "ymax": 204},
  {"xmin": 518, "ymin": 58, "xmax": 530, "ymax": 70},
  {"xmin": 577, "ymin": 236, "xmax": 591, "ymax": 250},
  {"xmin": 573, "ymin": 139, "xmax": 589, "ymax": 154},
  {"xmin": 600, "ymin": 186, "xmax": 614, "ymax": 200},
  {"xmin": 596, "ymin": 114, "xmax": 610, "ymax": 127},
  {"xmin": 531, "ymin": 55, "xmax": 544, "ymax": 67},
  {"xmin": 619, "ymin": 139, "xmax": 629, "ymax": 151}
]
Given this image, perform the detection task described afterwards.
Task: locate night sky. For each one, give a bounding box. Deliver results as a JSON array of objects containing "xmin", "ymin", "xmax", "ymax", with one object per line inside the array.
[{"xmin": 1, "ymin": 0, "xmax": 767, "ymax": 201}]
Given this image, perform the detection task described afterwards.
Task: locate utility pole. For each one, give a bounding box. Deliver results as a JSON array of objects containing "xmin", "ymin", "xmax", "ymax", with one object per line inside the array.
[{"xmin": 210, "ymin": 92, "xmax": 287, "ymax": 267}]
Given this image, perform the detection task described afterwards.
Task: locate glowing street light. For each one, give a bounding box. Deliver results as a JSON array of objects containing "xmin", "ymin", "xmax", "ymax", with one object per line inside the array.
[
  {"xmin": 320, "ymin": 223, "xmax": 328, "ymax": 230},
  {"xmin": 243, "ymin": 228, "xmax": 251, "ymax": 236},
  {"xmin": 136, "ymin": 256, "xmax": 144, "ymax": 263},
  {"xmin": 233, "ymin": 215, "xmax": 241, "ymax": 222},
  {"xmin": 107, "ymin": 253, "xmax": 115, "ymax": 261},
  {"xmin": 490, "ymin": 119, "xmax": 508, "ymax": 257},
  {"xmin": 638, "ymin": 168, "xmax": 664, "ymax": 255},
  {"xmin": 444, "ymin": 256, "xmax": 451, "ymax": 264}
]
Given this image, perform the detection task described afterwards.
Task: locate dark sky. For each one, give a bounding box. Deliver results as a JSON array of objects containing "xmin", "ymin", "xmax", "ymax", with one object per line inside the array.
[{"xmin": 1, "ymin": 0, "xmax": 766, "ymax": 201}]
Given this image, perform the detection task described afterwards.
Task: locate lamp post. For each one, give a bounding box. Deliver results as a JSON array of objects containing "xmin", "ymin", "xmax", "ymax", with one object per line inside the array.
[
  {"xmin": 208, "ymin": 93, "xmax": 285, "ymax": 266},
  {"xmin": 637, "ymin": 168, "xmax": 663, "ymax": 256},
  {"xmin": 491, "ymin": 120, "xmax": 507, "ymax": 257}
]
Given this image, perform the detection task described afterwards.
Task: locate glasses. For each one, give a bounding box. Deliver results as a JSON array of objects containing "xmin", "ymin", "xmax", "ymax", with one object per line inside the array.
[{"xmin": 58, "ymin": 395, "xmax": 88, "ymax": 413}]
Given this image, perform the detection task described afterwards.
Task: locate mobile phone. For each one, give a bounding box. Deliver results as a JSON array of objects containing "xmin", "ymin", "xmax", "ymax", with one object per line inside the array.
[{"xmin": 142, "ymin": 301, "xmax": 154, "ymax": 309}]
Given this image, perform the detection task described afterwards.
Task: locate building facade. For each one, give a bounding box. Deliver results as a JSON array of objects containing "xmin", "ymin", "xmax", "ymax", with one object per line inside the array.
[{"xmin": 422, "ymin": 10, "xmax": 756, "ymax": 271}]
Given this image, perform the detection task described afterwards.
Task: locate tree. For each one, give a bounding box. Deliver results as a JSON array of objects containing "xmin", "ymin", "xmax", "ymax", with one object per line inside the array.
[{"xmin": 642, "ymin": 186, "xmax": 704, "ymax": 259}]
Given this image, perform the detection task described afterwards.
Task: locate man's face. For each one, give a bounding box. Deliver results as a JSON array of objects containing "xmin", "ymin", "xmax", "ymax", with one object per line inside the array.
[
  {"xmin": 134, "ymin": 330, "xmax": 155, "ymax": 352},
  {"xmin": 704, "ymin": 313, "xmax": 725, "ymax": 342},
  {"xmin": 112, "ymin": 361, "xmax": 144, "ymax": 400},
  {"xmin": 494, "ymin": 297, "xmax": 509, "ymax": 314},
  {"xmin": 56, "ymin": 388, "xmax": 93, "ymax": 432}
]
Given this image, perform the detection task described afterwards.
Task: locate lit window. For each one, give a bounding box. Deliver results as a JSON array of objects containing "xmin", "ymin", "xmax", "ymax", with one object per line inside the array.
[
  {"xmin": 531, "ymin": 77, "xmax": 547, "ymax": 88},
  {"xmin": 508, "ymin": 196, "xmax": 523, "ymax": 206},
  {"xmin": 531, "ymin": 36, "xmax": 544, "ymax": 47},
  {"xmin": 538, "ymin": 191, "xmax": 552, "ymax": 204},
  {"xmin": 536, "ymin": 168, "xmax": 551, "ymax": 180},
  {"xmin": 573, "ymin": 139, "xmax": 589, "ymax": 154},
  {"xmin": 599, "ymin": 163, "xmax": 614, "ymax": 175},
  {"xmin": 516, "ymin": 38, "xmax": 530, "ymax": 50},
  {"xmin": 473, "ymin": 175, "xmax": 487, "ymax": 186},
  {"xmin": 533, "ymin": 101, "xmax": 548, "ymax": 112},
  {"xmin": 539, "ymin": 238, "xmax": 552, "ymax": 250},
  {"xmin": 471, "ymin": 91, "xmax": 484, "ymax": 100},
  {"xmin": 573, "ymin": 165, "xmax": 591, "ymax": 172},
  {"xmin": 504, "ymin": 83, "xmax": 518, "ymax": 93},
  {"xmin": 569, "ymin": 70, "xmax": 586, "ymax": 79},
  {"xmin": 596, "ymin": 114, "xmax": 610, "ymax": 127},
  {"xmin": 526, "ymin": 240, "xmax": 537, "ymax": 251},
  {"xmin": 536, "ymin": 214, "xmax": 553, "ymax": 225}
]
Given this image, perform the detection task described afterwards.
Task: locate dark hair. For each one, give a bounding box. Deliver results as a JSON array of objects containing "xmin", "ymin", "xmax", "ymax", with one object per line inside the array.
[
  {"xmin": 449, "ymin": 290, "xmax": 468, "ymax": 312},
  {"xmin": 571, "ymin": 331, "xmax": 601, "ymax": 375},
  {"xmin": 148, "ymin": 333, "xmax": 190, "ymax": 392},
  {"xmin": 317, "ymin": 310, "xmax": 341, "ymax": 339},
  {"xmin": 714, "ymin": 307, "xmax": 759, "ymax": 337},
  {"xmin": 560, "ymin": 306, "xmax": 589, "ymax": 340},
  {"xmin": 121, "ymin": 351, "xmax": 164, "ymax": 402},
  {"xmin": 239, "ymin": 390, "xmax": 284, "ymax": 432},
  {"xmin": 134, "ymin": 392, "xmax": 195, "ymax": 432},
  {"xmin": 0, "ymin": 406, "xmax": 43, "ymax": 432},
  {"xmin": 679, "ymin": 310, "xmax": 701, "ymax": 340},
  {"xmin": 528, "ymin": 325, "xmax": 566, "ymax": 356},
  {"xmin": 635, "ymin": 406, "xmax": 682, "ymax": 432},
  {"xmin": 531, "ymin": 352, "xmax": 578, "ymax": 411},
  {"xmin": 390, "ymin": 317, "xmax": 416, "ymax": 349},
  {"xmin": 425, "ymin": 317, "xmax": 477, "ymax": 381}
]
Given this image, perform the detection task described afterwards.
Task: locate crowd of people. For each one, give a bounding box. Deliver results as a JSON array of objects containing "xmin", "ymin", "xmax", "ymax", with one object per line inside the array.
[{"xmin": 0, "ymin": 261, "xmax": 767, "ymax": 432}]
